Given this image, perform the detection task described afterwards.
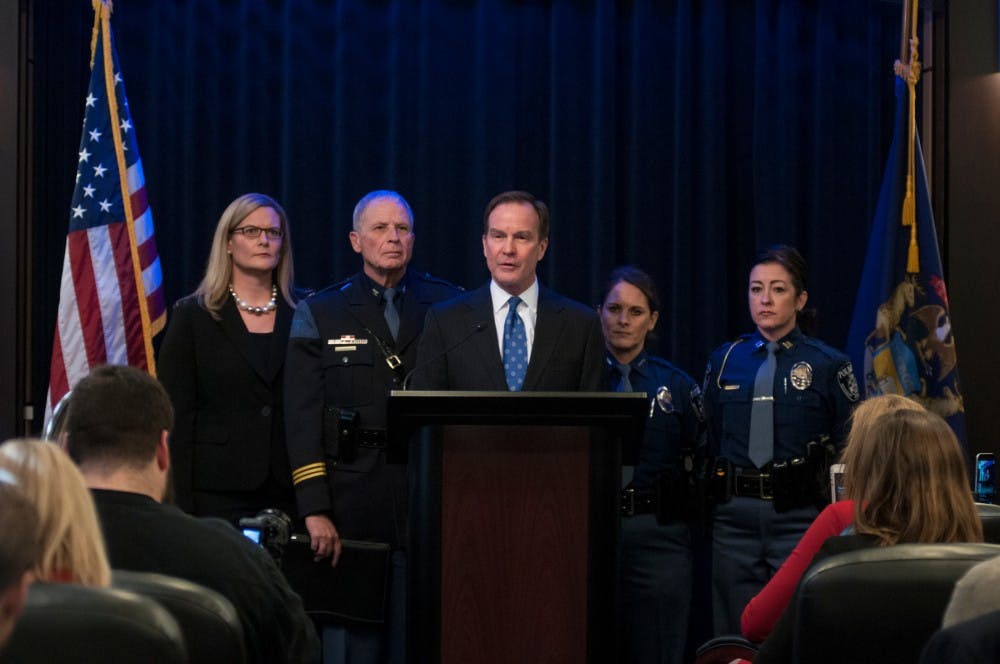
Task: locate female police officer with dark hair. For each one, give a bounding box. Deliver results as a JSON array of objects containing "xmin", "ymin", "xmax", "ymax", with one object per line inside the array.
[
  {"xmin": 702, "ymin": 245, "xmax": 858, "ymax": 635},
  {"xmin": 599, "ymin": 266, "xmax": 705, "ymax": 663}
]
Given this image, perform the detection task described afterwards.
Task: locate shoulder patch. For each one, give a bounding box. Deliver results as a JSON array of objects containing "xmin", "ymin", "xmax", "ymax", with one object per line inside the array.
[{"xmin": 836, "ymin": 363, "xmax": 861, "ymax": 402}]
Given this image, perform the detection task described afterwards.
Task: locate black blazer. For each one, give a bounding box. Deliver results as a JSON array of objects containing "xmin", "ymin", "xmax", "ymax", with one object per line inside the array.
[
  {"xmin": 157, "ymin": 294, "xmax": 294, "ymax": 513},
  {"xmin": 412, "ymin": 283, "xmax": 607, "ymax": 391}
]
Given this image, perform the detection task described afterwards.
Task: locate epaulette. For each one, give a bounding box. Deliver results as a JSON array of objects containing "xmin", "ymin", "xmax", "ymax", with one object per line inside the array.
[{"xmin": 414, "ymin": 271, "xmax": 465, "ymax": 291}]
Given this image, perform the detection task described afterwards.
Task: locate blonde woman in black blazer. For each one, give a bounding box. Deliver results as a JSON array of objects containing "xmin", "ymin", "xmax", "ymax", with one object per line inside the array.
[{"xmin": 158, "ymin": 193, "xmax": 299, "ymax": 524}]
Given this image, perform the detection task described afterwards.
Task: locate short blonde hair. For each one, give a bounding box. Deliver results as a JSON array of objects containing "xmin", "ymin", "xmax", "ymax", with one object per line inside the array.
[
  {"xmin": 0, "ymin": 439, "xmax": 111, "ymax": 586},
  {"xmin": 195, "ymin": 193, "xmax": 296, "ymax": 319},
  {"xmin": 843, "ymin": 396, "xmax": 981, "ymax": 546}
]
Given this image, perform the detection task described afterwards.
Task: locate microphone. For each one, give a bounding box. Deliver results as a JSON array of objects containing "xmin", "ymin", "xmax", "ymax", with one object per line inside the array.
[{"xmin": 402, "ymin": 321, "xmax": 487, "ymax": 389}]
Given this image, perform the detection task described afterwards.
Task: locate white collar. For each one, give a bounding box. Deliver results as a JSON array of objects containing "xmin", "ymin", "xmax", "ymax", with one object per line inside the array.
[{"xmin": 490, "ymin": 279, "xmax": 539, "ymax": 314}]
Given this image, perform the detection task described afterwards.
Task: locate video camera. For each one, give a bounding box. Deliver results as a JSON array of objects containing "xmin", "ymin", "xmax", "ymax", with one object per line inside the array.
[{"xmin": 239, "ymin": 508, "xmax": 292, "ymax": 563}]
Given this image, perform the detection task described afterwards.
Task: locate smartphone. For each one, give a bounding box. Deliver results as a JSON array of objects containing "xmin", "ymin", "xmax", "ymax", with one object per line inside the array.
[
  {"xmin": 975, "ymin": 453, "xmax": 996, "ymax": 504},
  {"xmin": 829, "ymin": 463, "xmax": 846, "ymax": 503}
]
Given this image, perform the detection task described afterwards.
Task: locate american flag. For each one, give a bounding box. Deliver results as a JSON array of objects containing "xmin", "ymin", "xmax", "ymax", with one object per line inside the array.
[{"xmin": 45, "ymin": 0, "xmax": 166, "ymax": 425}]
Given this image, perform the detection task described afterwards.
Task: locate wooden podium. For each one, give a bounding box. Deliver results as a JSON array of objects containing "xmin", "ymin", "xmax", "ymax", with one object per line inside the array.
[{"xmin": 388, "ymin": 391, "xmax": 647, "ymax": 663}]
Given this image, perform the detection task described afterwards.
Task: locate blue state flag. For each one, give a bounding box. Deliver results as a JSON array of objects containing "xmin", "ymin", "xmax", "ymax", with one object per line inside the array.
[{"xmin": 846, "ymin": 75, "xmax": 966, "ymax": 449}]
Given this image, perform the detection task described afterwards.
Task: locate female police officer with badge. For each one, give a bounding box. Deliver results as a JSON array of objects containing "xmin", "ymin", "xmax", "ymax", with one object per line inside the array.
[
  {"xmin": 599, "ymin": 266, "xmax": 705, "ymax": 664},
  {"xmin": 702, "ymin": 245, "xmax": 858, "ymax": 635}
]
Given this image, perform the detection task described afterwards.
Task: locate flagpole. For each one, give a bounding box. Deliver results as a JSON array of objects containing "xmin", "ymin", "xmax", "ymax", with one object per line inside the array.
[{"xmin": 96, "ymin": 0, "xmax": 158, "ymax": 376}]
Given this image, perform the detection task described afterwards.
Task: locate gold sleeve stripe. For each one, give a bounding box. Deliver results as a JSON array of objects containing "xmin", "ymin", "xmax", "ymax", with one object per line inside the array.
[
  {"xmin": 292, "ymin": 462, "xmax": 327, "ymax": 484},
  {"xmin": 293, "ymin": 469, "xmax": 327, "ymax": 485}
]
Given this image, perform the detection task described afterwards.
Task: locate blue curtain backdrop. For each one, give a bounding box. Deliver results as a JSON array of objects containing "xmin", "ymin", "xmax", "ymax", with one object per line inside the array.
[{"xmin": 32, "ymin": 0, "xmax": 910, "ymax": 417}]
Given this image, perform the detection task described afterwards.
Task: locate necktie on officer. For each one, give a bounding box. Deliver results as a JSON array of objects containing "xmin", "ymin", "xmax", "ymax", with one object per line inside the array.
[
  {"xmin": 615, "ymin": 362, "xmax": 633, "ymax": 393},
  {"xmin": 748, "ymin": 341, "xmax": 780, "ymax": 469},
  {"xmin": 503, "ymin": 296, "xmax": 527, "ymax": 391},
  {"xmin": 384, "ymin": 287, "xmax": 400, "ymax": 341}
]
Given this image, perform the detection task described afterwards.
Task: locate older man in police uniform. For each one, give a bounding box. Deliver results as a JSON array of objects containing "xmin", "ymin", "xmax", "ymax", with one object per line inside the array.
[{"xmin": 284, "ymin": 190, "xmax": 461, "ymax": 664}]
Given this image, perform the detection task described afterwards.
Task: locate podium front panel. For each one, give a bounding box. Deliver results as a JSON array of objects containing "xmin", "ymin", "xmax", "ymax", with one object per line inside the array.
[{"xmin": 439, "ymin": 425, "xmax": 590, "ymax": 663}]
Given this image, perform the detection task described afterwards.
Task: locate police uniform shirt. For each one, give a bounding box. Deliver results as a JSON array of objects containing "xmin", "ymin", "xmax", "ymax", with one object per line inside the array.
[
  {"xmin": 703, "ymin": 327, "xmax": 858, "ymax": 469},
  {"xmin": 612, "ymin": 351, "xmax": 706, "ymax": 490},
  {"xmin": 360, "ymin": 271, "xmax": 406, "ymax": 326},
  {"xmin": 284, "ymin": 270, "xmax": 463, "ymax": 538}
]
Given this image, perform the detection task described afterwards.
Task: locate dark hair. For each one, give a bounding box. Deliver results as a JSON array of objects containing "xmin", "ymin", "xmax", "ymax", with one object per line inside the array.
[
  {"xmin": 752, "ymin": 244, "xmax": 808, "ymax": 294},
  {"xmin": 601, "ymin": 265, "xmax": 660, "ymax": 313},
  {"xmin": 482, "ymin": 190, "xmax": 550, "ymax": 240},
  {"xmin": 752, "ymin": 244, "xmax": 817, "ymax": 334},
  {"xmin": 0, "ymin": 483, "xmax": 41, "ymax": 590},
  {"xmin": 64, "ymin": 365, "xmax": 174, "ymax": 469}
]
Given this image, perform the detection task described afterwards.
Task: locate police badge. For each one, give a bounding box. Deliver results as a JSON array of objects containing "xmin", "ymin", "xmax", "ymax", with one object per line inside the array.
[
  {"xmin": 789, "ymin": 362, "xmax": 813, "ymax": 390},
  {"xmin": 655, "ymin": 386, "xmax": 674, "ymax": 414}
]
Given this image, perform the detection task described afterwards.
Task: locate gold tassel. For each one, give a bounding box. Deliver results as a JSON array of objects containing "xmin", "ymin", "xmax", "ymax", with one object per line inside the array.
[{"xmin": 899, "ymin": 0, "xmax": 921, "ymax": 274}]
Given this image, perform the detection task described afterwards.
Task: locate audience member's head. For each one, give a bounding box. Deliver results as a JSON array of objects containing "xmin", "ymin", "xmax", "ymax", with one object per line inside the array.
[
  {"xmin": 0, "ymin": 480, "xmax": 41, "ymax": 649},
  {"xmin": 0, "ymin": 439, "xmax": 110, "ymax": 587},
  {"xmin": 64, "ymin": 365, "xmax": 174, "ymax": 502},
  {"xmin": 842, "ymin": 395, "xmax": 981, "ymax": 546},
  {"xmin": 940, "ymin": 554, "xmax": 1000, "ymax": 629}
]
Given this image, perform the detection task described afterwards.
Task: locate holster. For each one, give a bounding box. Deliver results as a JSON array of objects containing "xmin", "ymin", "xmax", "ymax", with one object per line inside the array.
[
  {"xmin": 656, "ymin": 468, "xmax": 690, "ymax": 525},
  {"xmin": 709, "ymin": 457, "xmax": 733, "ymax": 506},
  {"xmin": 771, "ymin": 438, "xmax": 834, "ymax": 513},
  {"xmin": 323, "ymin": 407, "xmax": 359, "ymax": 463}
]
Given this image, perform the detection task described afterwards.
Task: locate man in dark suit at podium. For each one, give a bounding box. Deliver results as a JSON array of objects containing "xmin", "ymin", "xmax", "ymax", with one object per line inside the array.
[{"xmin": 413, "ymin": 190, "xmax": 605, "ymax": 391}]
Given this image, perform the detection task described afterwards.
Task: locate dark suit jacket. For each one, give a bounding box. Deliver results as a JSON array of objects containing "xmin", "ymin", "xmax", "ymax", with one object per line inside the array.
[
  {"xmin": 284, "ymin": 271, "xmax": 462, "ymax": 545},
  {"xmin": 920, "ymin": 610, "xmax": 1000, "ymax": 664},
  {"xmin": 92, "ymin": 489, "xmax": 319, "ymax": 664},
  {"xmin": 412, "ymin": 283, "xmax": 607, "ymax": 391},
  {"xmin": 157, "ymin": 294, "xmax": 294, "ymax": 514}
]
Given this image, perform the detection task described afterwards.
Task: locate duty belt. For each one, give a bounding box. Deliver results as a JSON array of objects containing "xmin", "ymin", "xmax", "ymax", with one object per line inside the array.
[
  {"xmin": 620, "ymin": 487, "xmax": 657, "ymax": 517},
  {"xmin": 734, "ymin": 468, "xmax": 773, "ymax": 500},
  {"xmin": 358, "ymin": 429, "xmax": 387, "ymax": 449}
]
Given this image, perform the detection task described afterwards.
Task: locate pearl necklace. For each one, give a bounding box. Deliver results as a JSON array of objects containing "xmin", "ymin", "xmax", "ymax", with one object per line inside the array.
[{"xmin": 229, "ymin": 284, "xmax": 278, "ymax": 315}]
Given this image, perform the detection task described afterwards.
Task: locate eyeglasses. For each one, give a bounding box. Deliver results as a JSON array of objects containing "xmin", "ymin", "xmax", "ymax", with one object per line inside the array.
[{"xmin": 230, "ymin": 226, "xmax": 284, "ymax": 239}]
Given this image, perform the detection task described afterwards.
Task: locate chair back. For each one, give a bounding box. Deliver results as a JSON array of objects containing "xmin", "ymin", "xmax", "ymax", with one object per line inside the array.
[
  {"xmin": 113, "ymin": 570, "xmax": 246, "ymax": 664},
  {"xmin": 976, "ymin": 502, "xmax": 1000, "ymax": 543},
  {"xmin": 793, "ymin": 542, "xmax": 1000, "ymax": 664},
  {"xmin": 0, "ymin": 582, "xmax": 186, "ymax": 663}
]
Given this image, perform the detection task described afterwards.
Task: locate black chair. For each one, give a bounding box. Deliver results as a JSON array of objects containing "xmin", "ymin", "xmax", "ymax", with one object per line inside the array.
[
  {"xmin": 694, "ymin": 635, "xmax": 759, "ymax": 664},
  {"xmin": 0, "ymin": 582, "xmax": 186, "ymax": 663},
  {"xmin": 975, "ymin": 502, "xmax": 1000, "ymax": 543},
  {"xmin": 792, "ymin": 542, "xmax": 1000, "ymax": 664},
  {"xmin": 112, "ymin": 570, "xmax": 246, "ymax": 664}
]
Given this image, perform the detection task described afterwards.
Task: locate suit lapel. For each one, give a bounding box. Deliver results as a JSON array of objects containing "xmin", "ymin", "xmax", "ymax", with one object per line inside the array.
[
  {"xmin": 218, "ymin": 298, "xmax": 270, "ymax": 382},
  {"xmin": 395, "ymin": 276, "xmax": 429, "ymax": 353},
  {"xmin": 522, "ymin": 287, "xmax": 565, "ymax": 390},
  {"xmin": 466, "ymin": 286, "xmax": 507, "ymax": 389}
]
